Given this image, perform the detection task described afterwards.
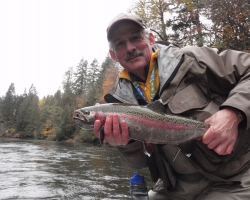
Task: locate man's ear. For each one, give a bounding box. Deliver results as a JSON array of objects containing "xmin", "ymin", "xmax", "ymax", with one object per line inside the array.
[
  {"xmin": 149, "ymin": 32, "xmax": 155, "ymax": 46},
  {"xmin": 109, "ymin": 50, "xmax": 118, "ymax": 62}
]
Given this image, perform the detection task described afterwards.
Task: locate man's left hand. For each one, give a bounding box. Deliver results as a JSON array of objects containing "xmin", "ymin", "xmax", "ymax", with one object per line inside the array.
[{"xmin": 202, "ymin": 108, "xmax": 242, "ymax": 155}]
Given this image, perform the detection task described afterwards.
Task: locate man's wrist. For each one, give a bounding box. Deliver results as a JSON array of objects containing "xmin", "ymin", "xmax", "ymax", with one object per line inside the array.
[{"xmin": 225, "ymin": 107, "xmax": 244, "ymax": 122}]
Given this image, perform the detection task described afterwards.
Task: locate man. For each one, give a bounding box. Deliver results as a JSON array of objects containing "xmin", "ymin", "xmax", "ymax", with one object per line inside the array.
[{"xmin": 94, "ymin": 13, "xmax": 250, "ymax": 199}]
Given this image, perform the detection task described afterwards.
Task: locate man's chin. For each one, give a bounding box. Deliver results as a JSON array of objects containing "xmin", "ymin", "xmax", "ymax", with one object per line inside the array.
[{"xmin": 126, "ymin": 61, "xmax": 147, "ymax": 70}]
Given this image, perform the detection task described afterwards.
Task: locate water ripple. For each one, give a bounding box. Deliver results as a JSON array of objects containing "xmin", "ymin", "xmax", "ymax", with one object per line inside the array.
[{"xmin": 0, "ymin": 138, "xmax": 152, "ymax": 199}]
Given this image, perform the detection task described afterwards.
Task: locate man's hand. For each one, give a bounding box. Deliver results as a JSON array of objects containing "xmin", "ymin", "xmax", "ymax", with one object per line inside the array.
[
  {"xmin": 202, "ymin": 108, "xmax": 242, "ymax": 155},
  {"xmin": 94, "ymin": 114, "xmax": 130, "ymax": 146}
]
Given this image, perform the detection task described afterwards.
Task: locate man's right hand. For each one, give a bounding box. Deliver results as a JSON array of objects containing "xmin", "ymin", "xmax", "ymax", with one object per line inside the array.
[{"xmin": 94, "ymin": 114, "xmax": 130, "ymax": 146}]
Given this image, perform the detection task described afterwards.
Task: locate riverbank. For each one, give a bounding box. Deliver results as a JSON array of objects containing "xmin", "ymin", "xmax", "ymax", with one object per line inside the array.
[
  {"xmin": 0, "ymin": 127, "xmax": 100, "ymax": 145},
  {"xmin": 0, "ymin": 128, "xmax": 22, "ymax": 138}
]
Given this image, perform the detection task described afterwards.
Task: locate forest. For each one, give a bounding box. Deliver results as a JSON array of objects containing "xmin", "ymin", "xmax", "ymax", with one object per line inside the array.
[{"xmin": 0, "ymin": 0, "xmax": 249, "ymax": 142}]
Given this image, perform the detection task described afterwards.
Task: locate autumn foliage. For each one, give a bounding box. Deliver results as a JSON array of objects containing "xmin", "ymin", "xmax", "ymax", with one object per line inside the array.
[
  {"xmin": 130, "ymin": 0, "xmax": 250, "ymax": 52},
  {"xmin": 100, "ymin": 67, "xmax": 120, "ymax": 103},
  {"xmin": 42, "ymin": 124, "xmax": 53, "ymax": 136}
]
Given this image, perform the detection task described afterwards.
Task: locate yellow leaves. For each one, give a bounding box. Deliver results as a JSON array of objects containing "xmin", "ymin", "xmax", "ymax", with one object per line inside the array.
[
  {"xmin": 42, "ymin": 124, "xmax": 53, "ymax": 136},
  {"xmin": 76, "ymin": 96, "xmax": 83, "ymax": 108},
  {"xmin": 38, "ymin": 98, "xmax": 45, "ymax": 107},
  {"xmin": 99, "ymin": 67, "xmax": 120, "ymax": 103}
]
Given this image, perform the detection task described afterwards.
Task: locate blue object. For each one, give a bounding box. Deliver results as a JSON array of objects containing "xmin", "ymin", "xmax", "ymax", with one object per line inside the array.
[
  {"xmin": 130, "ymin": 172, "xmax": 144, "ymax": 185},
  {"xmin": 130, "ymin": 172, "xmax": 149, "ymax": 200}
]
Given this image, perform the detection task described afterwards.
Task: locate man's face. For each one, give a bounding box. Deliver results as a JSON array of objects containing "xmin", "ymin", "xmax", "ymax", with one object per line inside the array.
[{"xmin": 109, "ymin": 21, "xmax": 155, "ymax": 78}]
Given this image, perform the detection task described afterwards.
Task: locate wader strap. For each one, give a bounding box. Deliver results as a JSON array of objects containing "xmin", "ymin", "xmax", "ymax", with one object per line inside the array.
[{"xmin": 148, "ymin": 144, "xmax": 176, "ymax": 190}]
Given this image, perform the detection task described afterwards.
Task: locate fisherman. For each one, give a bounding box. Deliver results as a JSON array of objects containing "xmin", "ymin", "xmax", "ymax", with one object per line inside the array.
[{"xmin": 94, "ymin": 13, "xmax": 250, "ymax": 199}]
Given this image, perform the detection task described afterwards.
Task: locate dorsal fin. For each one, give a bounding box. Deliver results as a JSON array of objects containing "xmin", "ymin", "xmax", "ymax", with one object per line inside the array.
[{"xmin": 146, "ymin": 99, "xmax": 165, "ymax": 114}]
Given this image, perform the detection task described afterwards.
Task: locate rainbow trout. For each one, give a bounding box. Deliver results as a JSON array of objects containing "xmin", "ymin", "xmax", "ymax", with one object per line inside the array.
[{"xmin": 74, "ymin": 100, "xmax": 209, "ymax": 145}]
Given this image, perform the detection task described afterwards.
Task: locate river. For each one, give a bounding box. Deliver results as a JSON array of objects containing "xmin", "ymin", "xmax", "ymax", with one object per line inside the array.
[{"xmin": 0, "ymin": 138, "xmax": 152, "ymax": 200}]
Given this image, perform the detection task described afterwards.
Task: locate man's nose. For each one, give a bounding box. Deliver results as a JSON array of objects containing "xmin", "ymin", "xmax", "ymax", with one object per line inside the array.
[{"xmin": 126, "ymin": 40, "xmax": 136, "ymax": 52}]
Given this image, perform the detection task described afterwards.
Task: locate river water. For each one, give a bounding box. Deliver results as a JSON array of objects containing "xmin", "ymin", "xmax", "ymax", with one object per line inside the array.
[{"xmin": 0, "ymin": 138, "xmax": 152, "ymax": 200}]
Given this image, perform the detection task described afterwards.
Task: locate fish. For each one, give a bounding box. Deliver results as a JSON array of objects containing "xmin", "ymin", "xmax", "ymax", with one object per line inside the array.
[{"xmin": 73, "ymin": 100, "xmax": 210, "ymax": 145}]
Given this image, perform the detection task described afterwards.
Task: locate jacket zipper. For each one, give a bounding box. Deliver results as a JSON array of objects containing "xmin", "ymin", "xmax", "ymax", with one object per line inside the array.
[{"xmin": 159, "ymin": 54, "xmax": 185, "ymax": 96}]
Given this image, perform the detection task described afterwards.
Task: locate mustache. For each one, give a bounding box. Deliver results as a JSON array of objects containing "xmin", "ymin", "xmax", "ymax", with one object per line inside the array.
[{"xmin": 125, "ymin": 51, "xmax": 144, "ymax": 61}]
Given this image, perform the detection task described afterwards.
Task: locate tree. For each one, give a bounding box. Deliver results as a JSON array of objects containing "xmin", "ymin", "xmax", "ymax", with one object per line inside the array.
[
  {"xmin": 129, "ymin": 0, "xmax": 250, "ymax": 50},
  {"xmin": 73, "ymin": 58, "xmax": 89, "ymax": 108},
  {"xmin": 129, "ymin": 0, "xmax": 211, "ymax": 46},
  {"xmin": 39, "ymin": 102, "xmax": 63, "ymax": 139},
  {"xmin": 15, "ymin": 84, "xmax": 40, "ymax": 137},
  {"xmin": 62, "ymin": 67, "xmax": 75, "ymax": 106},
  {"xmin": 74, "ymin": 58, "xmax": 89, "ymax": 96},
  {"xmin": 89, "ymin": 58, "xmax": 101, "ymax": 84},
  {"xmin": 99, "ymin": 56, "xmax": 120, "ymax": 103},
  {"xmin": 170, "ymin": 0, "xmax": 208, "ymax": 46},
  {"xmin": 0, "ymin": 97, "xmax": 4, "ymax": 123},
  {"xmin": 54, "ymin": 90, "xmax": 63, "ymax": 107},
  {"xmin": 59, "ymin": 67, "xmax": 77, "ymax": 140},
  {"xmin": 205, "ymin": 0, "xmax": 250, "ymax": 52},
  {"xmin": 84, "ymin": 58, "xmax": 102, "ymax": 106},
  {"xmin": 129, "ymin": 0, "xmax": 172, "ymax": 41},
  {"xmin": 1, "ymin": 83, "xmax": 16, "ymax": 125},
  {"xmin": 59, "ymin": 104, "xmax": 76, "ymax": 140}
]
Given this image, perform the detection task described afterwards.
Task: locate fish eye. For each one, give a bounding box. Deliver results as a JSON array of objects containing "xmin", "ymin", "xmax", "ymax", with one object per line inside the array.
[{"xmin": 83, "ymin": 111, "xmax": 90, "ymax": 115}]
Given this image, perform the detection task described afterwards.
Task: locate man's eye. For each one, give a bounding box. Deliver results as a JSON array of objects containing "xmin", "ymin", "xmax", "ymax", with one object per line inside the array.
[
  {"xmin": 130, "ymin": 35, "xmax": 142, "ymax": 42},
  {"xmin": 115, "ymin": 41, "xmax": 125, "ymax": 47},
  {"xmin": 131, "ymin": 36, "xmax": 140, "ymax": 41}
]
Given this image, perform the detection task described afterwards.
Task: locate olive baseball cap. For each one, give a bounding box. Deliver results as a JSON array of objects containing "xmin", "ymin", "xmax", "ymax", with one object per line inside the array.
[{"xmin": 107, "ymin": 13, "xmax": 146, "ymax": 41}]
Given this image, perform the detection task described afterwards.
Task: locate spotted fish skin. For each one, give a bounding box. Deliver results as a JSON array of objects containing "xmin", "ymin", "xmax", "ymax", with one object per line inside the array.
[{"xmin": 74, "ymin": 100, "xmax": 209, "ymax": 144}]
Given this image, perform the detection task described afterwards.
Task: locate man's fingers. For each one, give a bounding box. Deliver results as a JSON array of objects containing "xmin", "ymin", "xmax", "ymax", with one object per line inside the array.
[
  {"xmin": 120, "ymin": 120, "xmax": 130, "ymax": 144},
  {"xmin": 225, "ymin": 142, "xmax": 234, "ymax": 154},
  {"xmin": 214, "ymin": 141, "xmax": 232, "ymax": 155},
  {"xmin": 94, "ymin": 120, "xmax": 102, "ymax": 138},
  {"xmin": 206, "ymin": 138, "xmax": 220, "ymax": 150},
  {"xmin": 94, "ymin": 114, "xmax": 130, "ymax": 146},
  {"xmin": 202, "ymin": 128, "xmax": 214, "ymax": 145},
  {"xmin": 203, "ymin": 126, "xmax": 235, "ymax": 155},
  {"xmin": 112, "ymin": 114, "xmax": 123, "ymax": 145},
  {"xmin": 104, "ymin": 114, "xmax": 116, "ymax": 145}
]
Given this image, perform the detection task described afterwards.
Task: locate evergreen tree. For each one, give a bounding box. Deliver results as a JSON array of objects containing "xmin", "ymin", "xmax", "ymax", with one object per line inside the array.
[
  {"xmin": 15, "ymin": 84, "xmax": 40, "ymax": 137},
  {"xmin": 89, "ymin": 58, "xmax": 101, "ymax": 84},
  {"xmin": 170, "ymin": 0, "xmax": 207, "ymax": 46},
  {"xmin": 58, "ymin": 67, "xmax": 77, "ymax": 140},
  {"xmin": 0, "ymin": 97, "xmax": 3, "ymax": 123},
  {"xmin": 73, "ymin": 58, "xmax": 89, "ymax": 108},
  {"xmin": 54, "ymin": 90, "xmax": 63, "ymax": 107},
  {"xmin": 1, "ymin": 83, "xmax": 16, "ymax": 126},
  {"xmin": 74, "ymin": 58, "xmax": 88, "ymax": 96},
  {"xmin": 84, "ymin": 58, "xmax": 102, "ymax": 106},
  {"xmin": 39, "ymin": 96, "xmax": 63, "ymax": 139},
  {"xmin": 58, "ymin": 104, "xmax": 76, "ymax": 140},
  {"xmin": 62, "ymin": 67, "xmax": 75, "ymax": 106}
]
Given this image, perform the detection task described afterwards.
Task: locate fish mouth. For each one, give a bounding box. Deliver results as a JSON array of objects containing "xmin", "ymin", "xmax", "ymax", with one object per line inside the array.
[{"xmin": 73, "ymin": 116, "xmax": 94, "ymax": 129}]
